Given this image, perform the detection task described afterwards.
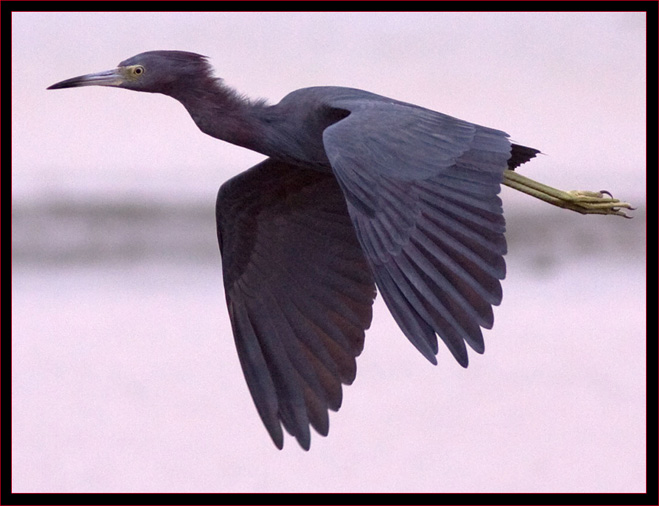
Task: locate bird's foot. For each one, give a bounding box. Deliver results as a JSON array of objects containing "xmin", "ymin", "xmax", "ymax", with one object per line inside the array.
[
  {"xmin": 502, "ymin": 170, "xmax": 635, "ymax": 218},
  {"xmin": 560, "ymin": 190, "xmax": 635, "ymax": 217}
]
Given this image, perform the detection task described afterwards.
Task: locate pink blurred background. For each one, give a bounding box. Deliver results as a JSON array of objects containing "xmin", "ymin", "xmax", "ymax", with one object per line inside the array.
[{"xmin": 12, "ymin": 12, "xmax": 646, "ymax": 492}]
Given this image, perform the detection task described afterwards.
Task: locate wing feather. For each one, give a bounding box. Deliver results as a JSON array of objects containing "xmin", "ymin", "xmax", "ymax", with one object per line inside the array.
[
  {"xmin": 323, "ymin": 97, "xmax": 516, "ymax": 366},
  {"xmin": 216, "ymin": 158, "xmax": 376, "ymax": 449}
]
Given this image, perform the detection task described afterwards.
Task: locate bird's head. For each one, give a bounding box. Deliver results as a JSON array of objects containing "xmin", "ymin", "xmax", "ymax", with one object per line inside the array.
[{"xmin": 47, "ymin": 50, "xmax": 213, "ymax": 95}]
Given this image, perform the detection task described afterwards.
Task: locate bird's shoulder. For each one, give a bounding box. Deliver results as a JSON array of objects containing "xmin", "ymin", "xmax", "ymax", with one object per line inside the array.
[
  {"xmin": 279, "ymin": 86, "xmax": 507, "ymax": 141},
  {"xmin": 278, "ymin": 86, "xmax": 391, "ymax": 108}
]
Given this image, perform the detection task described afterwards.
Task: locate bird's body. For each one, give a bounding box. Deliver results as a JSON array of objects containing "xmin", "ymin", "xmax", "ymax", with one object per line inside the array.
[{"xmin": 48, "ymin": 50, "xmax": 630, "ymax": 450}]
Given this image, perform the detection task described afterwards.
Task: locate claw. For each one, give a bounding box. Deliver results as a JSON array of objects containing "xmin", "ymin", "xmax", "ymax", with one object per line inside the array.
[{"xmin": 502, "ymin": 170, "xmax": 635, "ymax": 218}]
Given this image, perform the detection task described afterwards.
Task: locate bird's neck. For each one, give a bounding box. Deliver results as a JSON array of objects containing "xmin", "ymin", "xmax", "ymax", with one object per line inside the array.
[{"xmin": 168, "ymin": 79, "xmax": 272, "ymax": 155}]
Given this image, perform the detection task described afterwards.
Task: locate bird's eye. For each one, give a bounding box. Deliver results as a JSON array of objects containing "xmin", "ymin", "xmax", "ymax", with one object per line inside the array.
[{"xmin": 132, "ymin": 66, "xmax": 145, "ymax": 76}]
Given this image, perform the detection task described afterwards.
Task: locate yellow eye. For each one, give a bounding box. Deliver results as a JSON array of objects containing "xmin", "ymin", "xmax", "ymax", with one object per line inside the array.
[{"xmin": 132, "ymin": 65, "xmax": 145, "ymax": 76}]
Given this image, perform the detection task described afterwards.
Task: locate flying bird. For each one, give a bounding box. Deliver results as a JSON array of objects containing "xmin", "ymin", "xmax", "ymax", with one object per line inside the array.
[{"xmin": 48, "ymin": 51, "xmax": 633, "ymax": 450}]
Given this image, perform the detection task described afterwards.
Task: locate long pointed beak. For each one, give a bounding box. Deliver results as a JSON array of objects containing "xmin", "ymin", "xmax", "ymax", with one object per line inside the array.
[{"xmin": 47, "ymin": 68, "xmax": 124, "ymax": 90}]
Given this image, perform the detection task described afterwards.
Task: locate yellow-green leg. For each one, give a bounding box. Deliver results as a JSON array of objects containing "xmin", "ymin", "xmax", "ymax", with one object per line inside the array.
[{"xmin": 502, "ymin": 170, "xmax": 635, "ymax": 218}]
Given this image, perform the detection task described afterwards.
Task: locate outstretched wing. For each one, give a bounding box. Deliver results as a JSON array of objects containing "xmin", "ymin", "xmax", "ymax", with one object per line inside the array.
[
  {"xmin": 323, "ymin": 97, "xmax": 531, "ymax": 366},
  {"xmin": 216, "ymin": 158, "xmax": 376, "ymax": 450}
]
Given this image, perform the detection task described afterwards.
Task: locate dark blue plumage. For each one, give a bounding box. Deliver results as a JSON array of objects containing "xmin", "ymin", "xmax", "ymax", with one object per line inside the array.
[{"xmin": 49, "ymin": 50, "xmax": 541, "ymax": 450}]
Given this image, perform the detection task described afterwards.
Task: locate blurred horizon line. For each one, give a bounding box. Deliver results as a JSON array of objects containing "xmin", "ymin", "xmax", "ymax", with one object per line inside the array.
[{"xmin": 11, "ymin": 196, "xmax": 646, "ymax": 266}]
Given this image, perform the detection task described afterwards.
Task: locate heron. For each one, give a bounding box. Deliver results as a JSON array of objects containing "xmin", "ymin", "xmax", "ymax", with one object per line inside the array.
[{"xmin": 48, "ymin": 50, "xmax": 633, "ymax": 450}]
